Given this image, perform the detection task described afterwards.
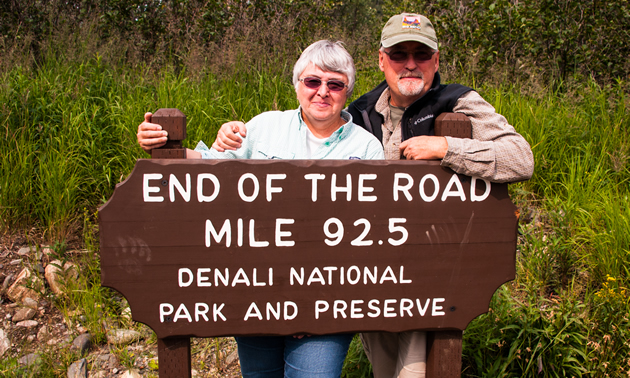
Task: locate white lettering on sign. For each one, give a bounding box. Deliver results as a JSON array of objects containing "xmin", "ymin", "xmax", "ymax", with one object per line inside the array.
[
  {"xmin": 143, "ymin": 171, "xmax": 489, "ymax": 204},
  {"xmin": 314, "ymin": 298, "xmax": 446, "ymax": 320},
  {"xmin": 420, "ymin": 174, "xmax": 440, "ymax": 202},
  {"xmin": 442, "ymin": 174, "xmax": 466, "ymax": 201},
  {"xmin": 393, "ymin": 173, "xmax": 413, "ymax": 201},
  {"xmin": 358, "ymin": 174, "xmax": 378, "ymax": 202},
  {"xmin": 159, "ymin": 302, "xmax": 226, "ymax": 322},
  {"xmin": 197, "ymin": 173, "xmax": 220, "ymax": 202},
  {"xmin": 266, "ymin": 174, "xmax": 286, "ymax": 202},
  {"xmin": 275, "ymin": 219, "xmax": 295, "ymax": 247},
  {"xmin": 244, "ymin": 301, "xmax": 298, "ymax": 321},
  {"xmin": 143, "ymin": 173, "xmax": 164, "ymax": 202},
  {"xmin": 205, "ymin": 219, "xmax": 231, "ymax": 247},
  {"xmin": 471, "ymin": 177, "xmax": 491, "ymax": 202},
  {"xmin": 304, "ymin": 173, "xmax": 325, "ymax": 201},
  {"xmin": 289, "ymin": 265, "xmax": 411, "ymax": 286},
  {"xmin": 169, "ymin": 173, "xmax": 191, "ymax": 202},
  {"xmin": 306, "ymin": 173, "xmax": 381, "ymax": 202},
  {"xmin": 393, "ymin": 173, "xmax": 491, "ymax": 202},
  {"xmin": 205, "ymin": 219, "xmax": 296, "ymax": 248},
  {"xmin": 323, "ymin": 218, "xmax": 409, "ymax": 247},
  {"xmin": 178, "ymin": 267, "xmax": 274, "ymax": 287},
  {"xmin": 249, "ymin": 219, "xmax": 269, "ymax": 247},
  {"xmin": 331, "ymin": 174, "xmax": 352, "ymax": 201},
  {"xmin": 238, "ymin": 173, "xmax": 259, "ymax": 202},
  {"xmin": 144, "ymin": 173, "xmax": 222, "ymax": 203}
]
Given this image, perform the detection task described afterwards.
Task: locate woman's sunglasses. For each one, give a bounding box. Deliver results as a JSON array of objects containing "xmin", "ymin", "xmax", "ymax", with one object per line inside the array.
[
  {"xmin": 383, "ymin": 49, "xmax": 435, "ymax": 63},
  {"xmin": 299, "ymin": 77, "xmax": 348, "ymax": 92}
]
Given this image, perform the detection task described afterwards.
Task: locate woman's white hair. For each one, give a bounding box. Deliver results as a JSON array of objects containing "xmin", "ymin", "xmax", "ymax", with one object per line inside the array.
[{"xmin": 292, "ymin": 40, "xmax": 356, "ymax": 98}]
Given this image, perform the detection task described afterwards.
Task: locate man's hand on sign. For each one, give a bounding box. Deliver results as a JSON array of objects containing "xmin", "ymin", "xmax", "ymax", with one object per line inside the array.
[
  {"xmin": 212, "ymin": 121, "xmax": 247, "ymax": 152},
  {"xmin": 137, "ymin": 112, "xmax": 168, "ymax": 153},
  {"xmin": 399, "ymin": 135, "xmax": 448, "ymax": 160}
]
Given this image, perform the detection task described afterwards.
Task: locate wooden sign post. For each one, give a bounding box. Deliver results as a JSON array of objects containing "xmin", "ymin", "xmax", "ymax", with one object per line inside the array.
[
  {"xmin": 100, "ymin": 110, "xmax": 516, "ymax": 377},
  {"xmin": 427, "ymin": 112, "xmax": 470, "ymax": 376},
  {"xmin": 150, "ymin": 109, "xmax": 191, "ymax": 377}
]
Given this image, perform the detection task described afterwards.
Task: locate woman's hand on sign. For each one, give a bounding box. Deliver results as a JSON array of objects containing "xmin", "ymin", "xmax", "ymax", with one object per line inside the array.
[
  {"xmin": 137, "ymin": 112, "xmax": 169, "ymax": 153},
  {"xmin": 212, "ymin": 121, "xmax": 247, "ymax": 152}
]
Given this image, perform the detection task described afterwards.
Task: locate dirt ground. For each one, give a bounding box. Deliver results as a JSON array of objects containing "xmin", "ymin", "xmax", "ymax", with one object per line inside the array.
[{"xmin": 0, "ymin": 231, "xmax": 241, "ymax": 377}]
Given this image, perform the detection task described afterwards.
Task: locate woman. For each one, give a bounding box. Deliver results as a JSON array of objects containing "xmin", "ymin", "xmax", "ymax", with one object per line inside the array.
[{"xmin": 137, "ymin": 40, "xmax": 384, "ymax": 377}]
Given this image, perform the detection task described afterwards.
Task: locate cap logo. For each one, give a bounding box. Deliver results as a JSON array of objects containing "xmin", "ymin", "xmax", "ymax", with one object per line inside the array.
[{"xmin": 402, "ymin": 15, "xmax": 422, "ymax": 30}]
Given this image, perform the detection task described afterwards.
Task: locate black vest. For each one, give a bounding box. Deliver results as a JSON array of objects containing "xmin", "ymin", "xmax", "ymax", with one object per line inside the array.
[{"xmin": 347, "ymin": 73, "xmax": 473, "ymax": 143}]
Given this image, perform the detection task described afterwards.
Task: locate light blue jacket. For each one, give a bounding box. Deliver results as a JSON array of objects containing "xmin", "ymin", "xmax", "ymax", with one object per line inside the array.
[{"xmin": 195, "ymin": 109, "xmax": 384, "ymax": 160}]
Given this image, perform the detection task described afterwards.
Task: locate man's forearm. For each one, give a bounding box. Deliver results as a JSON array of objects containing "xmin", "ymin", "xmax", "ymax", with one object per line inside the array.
[{"xmin": 441, "ymin": 91, "xmax": 534, "ymax": 183}]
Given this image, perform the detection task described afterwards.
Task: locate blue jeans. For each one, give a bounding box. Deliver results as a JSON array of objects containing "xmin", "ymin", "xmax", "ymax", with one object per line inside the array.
[{"xmin": 235, "ymin": 334, "xmax": 354, "ymax": 378}]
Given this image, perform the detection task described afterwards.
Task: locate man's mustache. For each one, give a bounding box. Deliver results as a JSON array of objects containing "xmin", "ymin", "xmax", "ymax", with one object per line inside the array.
[{"xmin": 398, "ymin": 72, "xmax": 423, "ymax": 79}]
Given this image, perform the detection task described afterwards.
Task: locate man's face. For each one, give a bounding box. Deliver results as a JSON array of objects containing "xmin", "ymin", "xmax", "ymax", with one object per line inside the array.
[{"xmin": 379, "ymin": 41, "xmax": 440, "ymax": 107}]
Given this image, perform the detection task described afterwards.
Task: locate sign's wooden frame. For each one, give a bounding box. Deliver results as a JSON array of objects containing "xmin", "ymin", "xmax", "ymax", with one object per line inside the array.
[{"xmin": 100, "ymin": 110, "xmax": 515, "ymax": 377}]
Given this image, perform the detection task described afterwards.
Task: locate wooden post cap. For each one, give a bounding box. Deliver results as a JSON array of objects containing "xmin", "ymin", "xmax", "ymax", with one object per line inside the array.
[
  {"xmin": 435, "ymin": 113, "xmax": 472, "ymax": 139},
  {"xmin": 150, "ymin": 108, "xmax": 187, "ymax": 159},
  {"xmin": 151, "ymin": 108, "xmax": 187, "ymax": 141}
]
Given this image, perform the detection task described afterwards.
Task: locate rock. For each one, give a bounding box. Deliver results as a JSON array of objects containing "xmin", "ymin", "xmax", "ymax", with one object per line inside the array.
[
  {"xmin": 107, "ymin": 329, "xmax": 142, "ymax": 345},
  {"xmin": 45, "ymin": 260, "xmax": 79, "ymax": 296},
  {"xmin": 71, "ymin": 333, "xmax": 91, "ymax": 356},
  {"xmin": 6, "ymin": 268, "xmax": 42, "ymax": 303},
  {"xmin": 18, "ymin": 352, "xmax": 40, "ymax": 366},
  {"xmin": 12, "ymin": 307, "xmax": 36, "ymax": 322},
  {"xmin": 23, "ymin": 297, "xmax": 38, "ymax": 309},
  {"xmin": 17, "ymin": 246, "xmax": 33, "ymax": 256},
  {"xmin": 9, "ymin": 259, "xmax": 22, "ymax": 265},
  {"xmin": 96, "ymin": 353, "xmax": 110, "ymax": 365},
  {"xmin": 0, "ymin": 329, "xmax": 11, "ymax": 357},
  {"xmin": 27, "ymin": 335, "xmax": 35, "ymax": 342},
  {"xmin": 42, "ymin": 245, "xmax": 54, "ymax": 256},
  {"xmin": 91, "ymin": 371, "xmax": 107, "ymax": 378},
  {"xmin": 16, "ymin": 320, "xmax": 38, "ymax": 328},
  {"xmin": 67, "ymin": 358, "xmax": 88, "ymax": 378},
  {"xmin": 37, "ymin": 326, "xmax": 51, "ymax": 342},
  {"xmin": 108, "ymin": 353, "xmax": 119, "ymax": 367},
  {"xmin": 226, "ymin": 349, "xmax": 240, "ymax": 366},
  {"xmin": 1, "ymin": 273, "xmax": 12, "ymax": 292},
  {"xmin": 121, "ymin": 370, "xmax": 142, "ymax": 378}
]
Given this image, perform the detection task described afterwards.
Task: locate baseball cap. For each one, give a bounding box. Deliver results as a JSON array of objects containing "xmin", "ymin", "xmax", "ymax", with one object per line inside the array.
[{"xmin": 381, "ymin": 13, "xmax": 438, "ymax": 50}]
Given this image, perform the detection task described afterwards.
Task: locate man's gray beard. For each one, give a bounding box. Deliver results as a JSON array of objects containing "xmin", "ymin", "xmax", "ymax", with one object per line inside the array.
[{"xmin": 397, "ymin": 78, "xmax": 425, "ymax": 97}]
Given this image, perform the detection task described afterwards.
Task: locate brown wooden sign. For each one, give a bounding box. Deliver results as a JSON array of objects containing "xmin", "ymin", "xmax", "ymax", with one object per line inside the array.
[{"xmin": 99, "ymin": 159, "xmax": 517, "ymax": 339}]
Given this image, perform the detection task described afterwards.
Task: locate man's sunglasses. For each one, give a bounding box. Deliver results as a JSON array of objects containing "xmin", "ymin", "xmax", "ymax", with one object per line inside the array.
[
  {"xmin": 299, "ymin": 77, "xmax": 348, "ymax": 92},
  {"xmin": 383, "ymin": 49, "xmax": 435, "ymax": 63}
]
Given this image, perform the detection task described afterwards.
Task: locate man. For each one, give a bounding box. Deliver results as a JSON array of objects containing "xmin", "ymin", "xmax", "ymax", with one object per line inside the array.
[{"xmin": 214, "ymin": 13, "xmax": 534, "ymax": 378}]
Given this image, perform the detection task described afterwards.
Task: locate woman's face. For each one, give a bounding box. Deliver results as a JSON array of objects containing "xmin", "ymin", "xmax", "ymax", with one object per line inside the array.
[{"xmin": 296, "ymin": 63, "xmax": 349, "ymax": 136}]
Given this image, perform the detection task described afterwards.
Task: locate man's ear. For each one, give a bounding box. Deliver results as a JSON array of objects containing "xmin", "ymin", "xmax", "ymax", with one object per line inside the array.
[
  {"xmin": 434, "ymin": 51, "xmax": 440, "ymax": 73},
  {"xmin": 378, "ymin": 50, "xmax": 385, "ymax": 72}
]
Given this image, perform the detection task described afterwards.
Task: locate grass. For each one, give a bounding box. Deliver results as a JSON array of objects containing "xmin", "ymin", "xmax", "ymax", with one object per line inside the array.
[{"xmin": 0, "ymin": 49, "xmax": 629, "ymax": 376}]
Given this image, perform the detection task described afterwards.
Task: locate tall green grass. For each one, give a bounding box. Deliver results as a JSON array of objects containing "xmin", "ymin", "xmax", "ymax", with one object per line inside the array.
[
  {"xmin": 1, "ymin": 54, "xmax": 629, "ymax": 376},
  {"xmin": 458, "ymin": 81, "xmax": 630, "ymax": 377}
]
